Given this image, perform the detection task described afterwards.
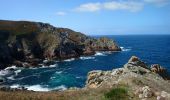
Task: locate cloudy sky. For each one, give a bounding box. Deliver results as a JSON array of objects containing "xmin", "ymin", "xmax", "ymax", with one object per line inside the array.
[{"xmin": 0, "ymin": 0, "xmax": 170, "ymax": 35}]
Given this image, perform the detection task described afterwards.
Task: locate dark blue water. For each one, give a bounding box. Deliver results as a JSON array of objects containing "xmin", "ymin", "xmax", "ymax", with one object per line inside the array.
[{"xmin": 2, "ymin": 35, "xmax": 170, "ymax": 91}]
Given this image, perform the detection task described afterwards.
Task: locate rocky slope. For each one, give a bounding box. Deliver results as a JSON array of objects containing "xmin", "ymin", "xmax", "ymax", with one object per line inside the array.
[
  {"xmin": 0, "ymin": 20, "xmax": 121, "ymax": 69},
  {"xmin": 86, "ymin": 56, "xmax": 170, "ymax": 100}
]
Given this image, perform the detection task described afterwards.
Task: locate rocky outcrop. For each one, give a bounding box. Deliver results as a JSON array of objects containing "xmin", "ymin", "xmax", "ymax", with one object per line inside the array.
[
  {"xmin": 86, "ymin": 56, "xmax": 170, "ymax": 99},
  {"xmin": 0, "ymin": 20, "xmax": 121, "ymax": 69}
]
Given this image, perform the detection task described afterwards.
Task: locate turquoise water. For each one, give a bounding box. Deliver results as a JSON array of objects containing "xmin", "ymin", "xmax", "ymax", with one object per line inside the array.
[{"xmin": 1, "ymin": 35, "xmax": 170, "ymax": 91}]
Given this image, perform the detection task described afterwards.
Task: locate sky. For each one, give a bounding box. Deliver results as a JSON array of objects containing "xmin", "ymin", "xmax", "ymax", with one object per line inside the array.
[{"xmin": 0, "ymin": 0, "xmax": 170, "ymax": 35}]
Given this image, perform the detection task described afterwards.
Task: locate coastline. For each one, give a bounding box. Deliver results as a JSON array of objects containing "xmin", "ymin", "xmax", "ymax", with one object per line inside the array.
[{"xmin": 0, "ymin": 56, "xmax": 170, "ymax": 100}]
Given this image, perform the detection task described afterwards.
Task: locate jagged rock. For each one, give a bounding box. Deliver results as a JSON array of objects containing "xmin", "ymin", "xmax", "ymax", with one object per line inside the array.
[
  {"xmin": 86, "ymin": 56, "xmax": 170, "ymax": 100},
  {"xmin": 86, "ymin": 70, "xmax": 104, "ymax": 88},
  {"xmin": 151, "ymin": 64, "xmax": 167, "ymax": 73},
  {"xmin": 0, "ymin": 20, "xmax": 121, "ymax": 69},
  {"xmin": 124, "ymin": 56, "xmax": 150, "ymax": 74}
]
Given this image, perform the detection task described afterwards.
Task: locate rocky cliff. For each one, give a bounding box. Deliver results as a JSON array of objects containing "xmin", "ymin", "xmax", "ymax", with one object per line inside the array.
[
  {"xmin": 0, "ymin": 20, "xmax": 121, "ymax": 69},
  {"xmin": 86, "ymin": 56, "xmax": 170, "ymax": 100}
]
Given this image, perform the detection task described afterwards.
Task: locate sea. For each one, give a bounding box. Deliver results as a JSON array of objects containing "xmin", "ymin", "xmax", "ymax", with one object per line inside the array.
[{"xmin": 0, "ymin": 35, "xmax": 170, "ymax": 91}]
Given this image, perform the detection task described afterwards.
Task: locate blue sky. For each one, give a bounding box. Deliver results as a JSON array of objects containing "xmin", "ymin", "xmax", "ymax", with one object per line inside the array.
[{"xmin": 0, "ymin": 0, "xmax": 170, "ymax": 35}]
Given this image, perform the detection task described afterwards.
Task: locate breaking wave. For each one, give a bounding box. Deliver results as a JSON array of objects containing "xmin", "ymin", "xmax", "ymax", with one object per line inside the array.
[
  {"xmin": 120, "ymin": 47, "xmax": 131, "ymax": 52},
  {"xmin": 79, "ymin": 56, "xmax": 95, "ymax": 60},
  {"xmin": 10, "ymin": 84, "xmax": 67, "ymax": 92},
  {"xmin": 64, "ymin": 58, "xmax": 75, "ymax": 62}
]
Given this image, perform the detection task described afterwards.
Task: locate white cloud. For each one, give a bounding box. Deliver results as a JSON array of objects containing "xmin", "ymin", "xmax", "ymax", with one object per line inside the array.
[
  {"xmin": 74, "ymin": 1, "xmax": 143, "ymax": 12},
  {"xmin": 144, "ymin": 0, "xmax": 169, "ymax": 6},
  {"xmin": 73, "ymin": 0, "xmax": 169, "ymax": 13},
  {"xmin": 56, "ymin": 11, "xmax": 67, "ymax": 16},
  {"xmin": 75, "ymin": 3, "xmax": 101, "ymax": 12},
  {"xmin": 103, "ymin": 1, "xmax": 143, "ymax": 12}
]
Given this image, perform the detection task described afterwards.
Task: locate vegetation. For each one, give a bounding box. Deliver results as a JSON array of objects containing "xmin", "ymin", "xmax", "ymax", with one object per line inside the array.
[{"xmin": 104, "ymin": 87, "xmax": 129, "ymax": 100}]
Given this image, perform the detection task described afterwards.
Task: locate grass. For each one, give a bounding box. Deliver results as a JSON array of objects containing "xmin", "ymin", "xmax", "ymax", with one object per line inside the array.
[{"xmin": 104, "ymin": 87, "xmax": 129, "ymax": 100}]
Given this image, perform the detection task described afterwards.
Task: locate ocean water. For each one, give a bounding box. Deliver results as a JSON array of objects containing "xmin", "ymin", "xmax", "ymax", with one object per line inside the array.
[{"xmin": 1, "ymin": 35, "xmax": 170, "ymax": 91}]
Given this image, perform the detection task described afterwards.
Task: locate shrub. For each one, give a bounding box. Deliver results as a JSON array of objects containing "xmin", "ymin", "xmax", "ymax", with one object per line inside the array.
[{"xmin": 104, "ymin": 87, "xmax": 128, "ymax": 100}]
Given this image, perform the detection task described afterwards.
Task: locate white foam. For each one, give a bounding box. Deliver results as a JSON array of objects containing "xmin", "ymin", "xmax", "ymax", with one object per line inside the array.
[
  {"xmin": 10, "ymin": 84, "xmax": 67, "ymax": 92},
  {"xmin": 64, "ymin": 58, "xmax": 75, "ymax": 62},
  {"xmin": 95, "ymin": 52, "xmax": 106, "ymax": 56},
  {"xmin": 25, "ymin": 85, "xmax": 50, "ymax": 92},
  {"xmin": 10, "ymin": 84, "xmax": 20, "ymax": 89},
  {"xmin": 7, "ymin": 76, "xmax": 15, "ymax": 80},
  {"xmin": 15, "ymin": 69, "xmax": 22, "ymax": 75},
  {"xmin": 0, "ymin": 70, "xmax": 10, "ymax": 76},
  {"xmin": 55, "ymin": 71, "xmax": 63, "ymax": 74},
  {"xmin": 49, "ymin": 64, "xmax": 57, "ymax": 68},
  {"xmin": 120, "ymin": 47, "xmax": 131, "ymax": 52},
  {"xmin": 4, "ymin": 66, "xmax": 17, "ymax": 70},
  {"xmin": 0, "ymin": 70, "xmax": 15, "ymax": 76},
  {"xmin": 80, "ymin": 56, "xmax": 95, "ymax": 60},
  {"xmin": 54, "ymin": 85, "xmax": 67, "ymax": 91}
]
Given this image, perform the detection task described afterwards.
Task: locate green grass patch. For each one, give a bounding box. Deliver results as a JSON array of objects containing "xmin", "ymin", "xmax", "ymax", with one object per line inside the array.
[{"xmin": 104, "ymin": 87, "xmax": 129, "ymax": 100}]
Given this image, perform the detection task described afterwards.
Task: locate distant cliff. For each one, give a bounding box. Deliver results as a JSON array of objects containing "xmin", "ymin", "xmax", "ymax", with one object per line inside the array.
[{"xmin": 0, "ymin": 20, "xmax": 121, "ymax": 69}]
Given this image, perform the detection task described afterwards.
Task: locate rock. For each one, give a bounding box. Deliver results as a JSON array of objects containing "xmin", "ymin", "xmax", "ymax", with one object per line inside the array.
[
  {"xmin": 0, "ymin": 76, "xmax": 5, "ymax": 84},
  {"xmin": 157, "ymin": 96, "xmax": 165, "ymax": 100},
  {"xmin": 111, "ymin": 68, "xmax": 124, "ymax": 76},
  {"xmin": 151, "ymin": 64, "xmax": 167, "ymax": 74},
  {"xmin": 86, "ymin": 70, "xmax": 104, "ymax": 88},
  {"xmin": 124, "ymin": 56, "xmax": 150, "ymax": 74},
  {"xmin": 151, "ymin": 64, "xmax": 167, "ymax": 73},
  {"xmin": 86, "ymin": 56, "xmax": 170, "ymax": 92},
  {"xmin": 136, "ymin": 86, "xmax": 153, "ymax": 99},
  {"xmin": 0, "ymin": 20, "xmax": 121, "ymax": 69},
  {"xmin": 139, "ymin": 94, "xmax": 143, "ymax": 98},
  {"xmin": 151, "ymin": 64, "xmax": 169, "ymax": 79},
  {"xmin": 142, "ymin": 86, "xmax": 153, "ymax": 98},
  {"xmin": 161, "ymin": 91, "xmax": 170, "ymax": 98}
]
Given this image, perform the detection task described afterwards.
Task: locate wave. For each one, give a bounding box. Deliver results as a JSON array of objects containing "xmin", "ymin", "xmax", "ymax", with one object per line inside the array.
[
  {"xmin": 55, "ymin": 71, "xmax": 63, "ymax": 74},
  {"xmin": 64, "ymin": 58, "xmax": 75, "ymax": 62},
  {"xmin": 25, "ymin": 85, "xmax": 50, "ymax": 92},
  {"xmin": 49, "ymin": 64, "xmax": 57, "ymax": 68},
  {"xmin": 10, "ymin": 84, "xmax": 67, "ymax": 92},
  {"xmin": 95, "ymin": 52, "xmax": 106, "ymax": 56},
  {"xmin": 4, "ymin": 66, "xmax": 17, "ymax": 70},
  {"xmin": 0, "ymin": 66, "xmax": 21, "ymax": 77},
  {"xmin": 79, "ymin": 56, "xmax": 95, "ymax": 60},
  {"xmin": 120, "ymin": 47, "xmax": 131, "ymax": 52}
]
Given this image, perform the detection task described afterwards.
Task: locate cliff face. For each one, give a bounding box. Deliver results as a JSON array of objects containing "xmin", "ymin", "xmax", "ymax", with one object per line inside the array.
[{"xmin": 0, "ymin": 20, "xmax": 121, "ymax": 69}]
